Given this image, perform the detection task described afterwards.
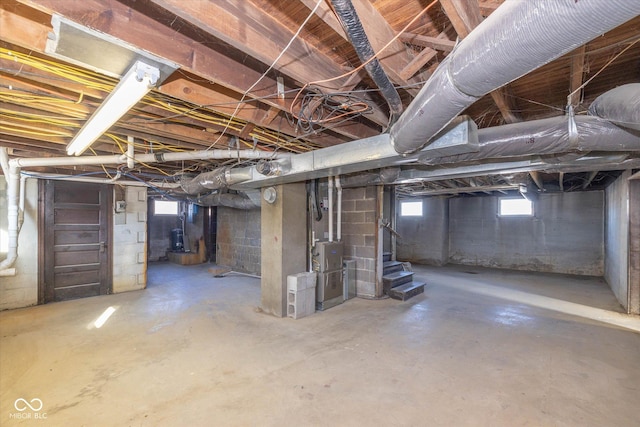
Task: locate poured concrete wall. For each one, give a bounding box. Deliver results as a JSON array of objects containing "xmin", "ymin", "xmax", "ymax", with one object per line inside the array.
[
  {"xmin": 605, "ymin": 171, "xmax": 630, "ymax": 311},
  {"xmin": 217, "ymin": 207, "xmax": 261, "ymax": 275},
  {"xmin": 0, "ymin": 177, "xmax": 38, "ymax": 310},
  {"xmin": 341, "ymin": 186, "xmax": 380, "ymax": 298},
  {"xmin": 397, "ymin": 196, "xmax": 449, "ymax": 266},
  {"xmin": 449, "ymin": 191, "xmax": 603, "ymax": 275},
  {"xmin": 112, "ymin": 186, "xmax": 147, "ymax": 293}
]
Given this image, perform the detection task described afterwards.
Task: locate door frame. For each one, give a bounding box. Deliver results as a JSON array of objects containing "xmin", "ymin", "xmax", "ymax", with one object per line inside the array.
[{"xmin": 38, "ymin": 179, "xmax": 113, "ymax": 304}]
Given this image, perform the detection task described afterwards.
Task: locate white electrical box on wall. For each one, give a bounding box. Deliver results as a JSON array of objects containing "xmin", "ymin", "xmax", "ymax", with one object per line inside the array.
[{"xmin": 115, "ymin": 200, "xmax": 126, "ymax": 213}]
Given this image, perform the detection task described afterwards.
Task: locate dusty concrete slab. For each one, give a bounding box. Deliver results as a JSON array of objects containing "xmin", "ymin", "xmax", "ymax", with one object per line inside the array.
[{"xmin": 1, "ymin": 263, "xmax": 639, "ymax": 426}]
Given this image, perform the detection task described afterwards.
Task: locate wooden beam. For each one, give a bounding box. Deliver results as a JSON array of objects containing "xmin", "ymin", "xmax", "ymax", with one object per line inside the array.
[
  {"xmin": 569, "ymin": 45, "xmax": 586, "ymax": 107},
  {"xmin": 439, "ymin": 0, "xmax": 482, "ymax": 39},
  {"xmin": 158, "ymin": 76, "xmax": 364, "ymax": 144},
  {"xmin": 345, "ymin": 0, "xmax": 426, "ymax": 96},
  {"xmin": 400, "ymin": 32, "xmax": 456, "ymax": 52},
  {"xmin": 478, "ymin": 0, "xmax": 504, "ymax": 17},
  {"xmin": 148, "ymin": 0, "xmax": 389, "ymax": 125},
  {"xmin": 399, "ymin": 27, "xmax": 452, "ymax": 81},
  {"xmin": 490, "ymin": 86, "xmax": 520, "ymax": 124},
  {"xmin": 299, "ymin": 0, "xmax": 347, "ymax": 40},
  {"xmin": 439, "ymin": 0, "xmax": 521, "ymax": 123},
  {"xmin": 13, "ymin": 0, "xmax": 384, "ymax": 139}
]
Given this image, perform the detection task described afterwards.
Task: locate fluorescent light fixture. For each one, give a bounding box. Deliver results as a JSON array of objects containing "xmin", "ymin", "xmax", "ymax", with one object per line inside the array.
[{"xmin": 66, "ymin": 60, "xmax": 159, "ymax": 156}]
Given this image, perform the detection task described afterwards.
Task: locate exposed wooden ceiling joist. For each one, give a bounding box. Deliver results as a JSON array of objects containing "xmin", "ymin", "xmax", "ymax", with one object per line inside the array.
[
  {"xmin": 13, "ymin": 0, "xmax": 381, "ymax": 141},
  {"xmin": 568, "ymin": 46, "xmax": 587, "ymax": 108}
]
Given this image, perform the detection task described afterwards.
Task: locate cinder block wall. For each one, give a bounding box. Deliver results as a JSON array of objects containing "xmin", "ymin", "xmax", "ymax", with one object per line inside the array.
[
  {"xmin": 112, "ymin": 186, "xmax": 147, "ymax": 293},
  {"xmin": 216, "ymin": 207, "xmax": 261, "ymax": 275},
  {"xmin": 397, "ymin": 196, "xmax": 449, "ymax": 265},
  {"xmin": 342, "ymin": 186, "xmax": 378, "ymax": 298}
]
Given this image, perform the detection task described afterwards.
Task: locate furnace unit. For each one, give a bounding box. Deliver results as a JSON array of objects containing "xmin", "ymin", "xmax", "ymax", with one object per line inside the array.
[{"xmin": 314, "ymin": 241, "xmax": 343, "ymax": 310}]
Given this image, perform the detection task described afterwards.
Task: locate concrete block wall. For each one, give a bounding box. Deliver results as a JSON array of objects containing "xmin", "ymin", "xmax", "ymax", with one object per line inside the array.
[
  {"xmin": 449, "ymin": 191, "xmax": 604, "ymax": 275},
  {"xmin": 112, "ymin": 186, "xmax": 147, "ymax": 293},
  {"xmin": 0, "ymin": 177, "xmax": 38, "ymax": 310},
  {"xmin": 342, "ymin": 186, "xmax": 378, "ymax": 298},
  {"xmin": 397, "ymin": 191, "xmax": 604, "ymax": 277},
  {"xmin": 217, "ymin": 207, "xmax": 261, "ymax": 275},
  {"xmin": 397, "ymin": 196, "xmax": 449, "ymax": 265}
]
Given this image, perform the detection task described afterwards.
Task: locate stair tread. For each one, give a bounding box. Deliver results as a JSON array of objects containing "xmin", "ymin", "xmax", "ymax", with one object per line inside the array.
[
  {"xmin": 387, "ymin": 281, "xmax": 425, "ymax": 301},
  {"xmin": 382, "ymin": 270, "xmax": 413, "ymax": 280},
  {"xmin": 391, "ymin": 281, "xmax": 425, "ymax": 291},
  {"xmin": 383, "ymin": 261, "xmax": 404, "ymax": 275},
  {"xmin": 383, "ymin": 260, "xmax": 403, "ymax": 268},
  {"xmin": 382, "ymin": 270, "xmax": 414, "ymax": 291}
]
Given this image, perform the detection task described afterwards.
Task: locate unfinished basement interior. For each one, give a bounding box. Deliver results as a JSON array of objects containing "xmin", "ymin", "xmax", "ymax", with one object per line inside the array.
[{"xmin": 1, "ymin": 0, "xmax": 639, "ymax": 425}]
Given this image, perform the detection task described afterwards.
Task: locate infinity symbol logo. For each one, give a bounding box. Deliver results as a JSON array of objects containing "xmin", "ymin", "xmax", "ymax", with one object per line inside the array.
[{"xmin": 14, "ymin": 398, "xmax": 43, "ymax": 412}]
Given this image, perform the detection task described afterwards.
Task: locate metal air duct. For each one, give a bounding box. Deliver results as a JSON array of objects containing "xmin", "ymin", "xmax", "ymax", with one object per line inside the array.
[
  {"xmin": 589, "ymin": 83, "xmax": 640, "ymax": 131},
  {"xmin": 390, "ymin": 0, "xmax": 640, "ymax": 154}
]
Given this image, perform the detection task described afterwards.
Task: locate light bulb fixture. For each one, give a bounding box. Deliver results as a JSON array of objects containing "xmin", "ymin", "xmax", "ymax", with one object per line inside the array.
[{"xmin": 66, "ymin": 60, "xmax": 159, "ymax": 156}]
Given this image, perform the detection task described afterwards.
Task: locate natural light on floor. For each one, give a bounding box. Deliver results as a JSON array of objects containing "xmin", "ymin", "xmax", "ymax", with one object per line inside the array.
[
  {"xmin": 89, "ymin": 306, "xmax": 118, "ymax": 329},
  {"xmin": 441, "ymin": 281, "xmax": 640, "ymax": 333}
]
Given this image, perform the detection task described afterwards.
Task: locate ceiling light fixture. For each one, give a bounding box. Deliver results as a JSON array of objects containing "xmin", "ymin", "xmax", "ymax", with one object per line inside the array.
[{"xmin": 66, "ymin": 60, "xmax": 159, "ymax": 156}]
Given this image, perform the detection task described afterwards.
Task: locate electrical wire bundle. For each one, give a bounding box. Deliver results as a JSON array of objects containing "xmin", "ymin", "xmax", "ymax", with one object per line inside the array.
[{"xmin": 287, "ymin": 87, "xmax": 373, "ymax": 134}]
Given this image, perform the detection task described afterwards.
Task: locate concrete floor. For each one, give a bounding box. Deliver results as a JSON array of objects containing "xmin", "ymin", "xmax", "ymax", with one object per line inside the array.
[{"xmin": 1, "ymin": 263, "xmax": 639, "ymax": 426}]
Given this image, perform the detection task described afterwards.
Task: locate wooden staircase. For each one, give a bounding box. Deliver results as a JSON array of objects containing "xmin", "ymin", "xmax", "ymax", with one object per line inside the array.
[{"xmin": 382, "ymin": 253, "xmax": 425, "ymax": 301}]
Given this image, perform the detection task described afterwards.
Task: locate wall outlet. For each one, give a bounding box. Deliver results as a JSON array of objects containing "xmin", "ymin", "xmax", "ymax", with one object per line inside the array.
[{"xmin": 115, "ymin": 200, "xmax": 127, "ymax": 213}]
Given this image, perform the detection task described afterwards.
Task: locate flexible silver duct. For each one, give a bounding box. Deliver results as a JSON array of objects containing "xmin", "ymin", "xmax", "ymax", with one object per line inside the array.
[
  {"xmin": 331, "ymin": 0, "xmax": 403, "ymax": 126},
  {"xmin": 196, "ymin": 192, "xmax": 261, "ymax": 209},
  {"xmin": 390, "ymin": 0, "xmax": 640, "ymax": 154},
  {"xmin": 339, "ymin": 167, "xmax": 401, "ymax": 187},
  {"xmin": 419, "ymin": 116, "xmax": 640, "ymax": 166},
  {"xmin": 589, "ymin": 83, "xmax": 640, "ymax": 131},
  {"xmin": 180, "ymin": 167, "xmax": 255, "ymax": 194}
]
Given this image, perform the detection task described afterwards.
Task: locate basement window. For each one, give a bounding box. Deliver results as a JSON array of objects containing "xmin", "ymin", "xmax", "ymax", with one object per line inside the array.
[
  {"xmin": 154, "ymin": 200, "xmax": 179, "ymax": 216},
  {"xmin": 400, "ymin": 200, "xmax": 423, "ymax": 217},
  {"xmin": 499, "ymin": 198, "xmax": 533, "ymax": 217}
]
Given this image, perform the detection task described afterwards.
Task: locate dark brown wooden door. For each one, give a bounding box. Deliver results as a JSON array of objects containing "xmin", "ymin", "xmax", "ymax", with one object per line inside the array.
[{"xmin": 42, "ymin": 180, "xmax": 111, "ymax": 302}]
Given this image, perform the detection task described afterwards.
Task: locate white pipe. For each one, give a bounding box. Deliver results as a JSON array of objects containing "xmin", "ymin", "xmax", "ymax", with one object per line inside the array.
[
  {"xmin": 335, "ymin": 175, "xmax": 342, "ymax": 242},
  {"xmin": 8, "ymin": 149, "xmax": 289, "ymax": 169},
  {"xmin": 328, "ymin": 176, "xmax": 334, "ymax": 243},
  {"xmin": 127, "ymin": 135, "xmax": 135, "ymax": 169},
  {"xmin": 20, "ymin": 171, "xmax": 181, "ymax": 187},
  {"xmin": 18, "ymin": 175, "xmax": 26, "ymax": 230},
  {"xmin": 0, "ymin": 160, "xmax": 20, "ymax": 275},
  {"xmin": 10, "ymin": 155, "xmax": 126, "ymax": 168}
]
